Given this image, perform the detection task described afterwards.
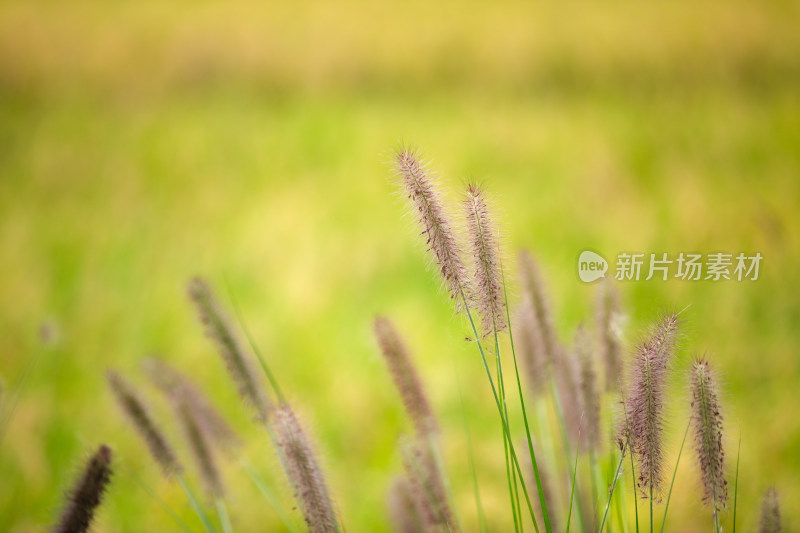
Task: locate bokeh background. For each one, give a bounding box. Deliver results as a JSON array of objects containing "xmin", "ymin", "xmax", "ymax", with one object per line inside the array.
[{"xmin": 1, "ymin": 0, "xmax": 798, "ymax": 531}]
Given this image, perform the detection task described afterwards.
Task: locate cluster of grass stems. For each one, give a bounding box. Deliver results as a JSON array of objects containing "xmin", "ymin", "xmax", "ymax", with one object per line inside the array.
[{"xmin": 33, "ymin": 147, "xmax": 784, "ymax": 532}]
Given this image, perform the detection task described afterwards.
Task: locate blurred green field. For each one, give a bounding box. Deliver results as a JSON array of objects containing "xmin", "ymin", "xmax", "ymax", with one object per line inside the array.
[{"xmin": 1, "ymin": 0, "xmax": 799, "ymax": 531}]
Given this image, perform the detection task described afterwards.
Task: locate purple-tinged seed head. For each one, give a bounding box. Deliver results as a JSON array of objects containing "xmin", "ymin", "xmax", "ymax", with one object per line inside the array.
[
  {"xmin": 400, "ymin": 438, "xmax": 457, "ymax": 532},
  {"xmin": 273, "ymin": 404, "xmax": 339, "ymax": 533},
  {"xmin": 463, "ymin": 182, "xmax": 507, "ymax": 337},
  {"xmin": 387, "ymin": 476, "xmax": 426, "ymax": 533},
  {"xmin": 690, "ymin": 358, "xmax": 727, "ymax": 509},
  {"xmin": 623, "ymin": 312, "xmax": 681, "ymax": 498},
  {"xmin": 188, "ymin": 277, "xmax": 271, "ymax": 422},
  {"xmin": 53, "ymin": 445, "xmax": 113, "ymax": 533},
  {"xmin": 394, "ymin": 149, "xmax": 467, "ymax": 311},
  {"xmin": 518, "ymin": 251, "xmax": 558, "ymax": 365},
  {"xmin": 596, "ymin": 278, "xmax": 623, "ymax": 391},
  {"xmin": 759, "ymin": 488, "xmax": 780, "ymax": 533},
  {"xmin": 576, "ymin": 325, "xmax": 601, "ymax": 452},
  {"xmin": 513, "ymin": 293, "xmax": 548, "ymax": 395},
  {"xmin": 107, "ymin": 370, "xmax": 181, "ymax": 476},
  {"xmin": 374, "ymin": 317, "xmax": 437, "ymax": 437},
  {"xmin": 143, "ymin": 358, "xmax": 240, "ymax": 452}
]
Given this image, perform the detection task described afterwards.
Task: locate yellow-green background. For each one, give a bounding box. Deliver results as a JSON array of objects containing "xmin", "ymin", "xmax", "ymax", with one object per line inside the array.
[{"xmin": 1, "ymin": 1, "xmax": 798, "ymax": 531}]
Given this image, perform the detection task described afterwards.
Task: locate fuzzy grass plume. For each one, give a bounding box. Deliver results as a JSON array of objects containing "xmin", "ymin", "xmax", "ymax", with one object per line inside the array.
[
  {"xmin": 175, "ymin": 394, "xmax": 224, "ymax": 497},
  {"xmin": 387, "ymin": 476, "xmax": 426, "ymax": 533},
  {"xmin": 518, "ymin": 250, "xmax": 558, "ymax": 365},
  {"xmin": 759, "ymin": 488, "xmax": 780, "ymax": 533},
  {"xmin": 596, "ymin": 279, "xmax": 623, "ymax": 391},
  {"xmin": 401, "ymin": 439, "xmax": 457, "ymax": 532},
  {"xmin": 107, "ymin": 370, "xmax": 181, "ymax": 476},
  {"xmin": 514, "ymin": 293, "xmax": 547, "ymax": 394},
  {"xmin": 623, "ymin": 312, "xmax": 680, "ymax": 497},
  {"xmin": 374, "ymin": 316, "xmax": 437, "ymax": 437},
  {"xmin": 575, "ymin": 326, "xmax": 600, "ymax": 452},
  {"xmin": 689, "ymin": 359, "xmax": 727, "ymax": 510},
  {"xmin": 394, "ymin": 149, "xmax": 466, "ymax": 309},
  {"xmin": 144, "ymin": 358, "xmax": 240, "ymax": 451},
  {"xmin": 273, "ymin": 404, "xmax": 339, "ymax": 533},
  {"xmin": 54, "ymin": 444, "xmax": 113, "ymax": 533},
  {"xmin": 463, "ymin": 182, "xmax": 506, "ymax": 337},
  {"xmin": 188, "ymin": 277, "xmax": 270, "ymax": 421}
]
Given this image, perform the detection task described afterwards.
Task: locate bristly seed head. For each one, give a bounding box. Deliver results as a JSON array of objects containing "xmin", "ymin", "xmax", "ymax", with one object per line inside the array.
[
  {"xmin": 759, "ymin": 488, "xmax": 780, "ymax": 533},
  {"xmin": 394, "ymin": 149, "xmax": 467, "ymax": 310},
  {"xmin": 518, "ymin": 250, "xmax": 558, "ymax": 365},
  {"xmin": 596, "ymin": 278, "xmax": 623, "ymax": 391},
  {"xmin": 401, "ymin": 439, "xmax": 457, "ymax": 532},
  {"xmin": 144, "ymin": 358, "xmax": 241, "ymax": 452},
  {"xmin": 513, "ymin": 293, "xmax": 547, "ymax": 395},
  {"xmin": 188, "ymin": 277, "xmax": 271, "ymax": 422},
  {"xmin": 386, "ymin": 476, "xmax": 426, "ymax": 533},
  {"xmin": 176, "ymin": 394, "xmax": 224, "ymax": 497},
  {"xmin": 374, "ymin": 317, "xmax": 437, "ymax": 437},
  {"xmin": 273, "ymin": 404, "xmax": 340, "ymax": 533},
  {"xmin": 623, "ymin": 312, "xmax": 681, "ymax": 498},
  {"xmin": 463, "ymin": 182, "xmax": 506, "ymax": 337},
  {"xmin": 54, "ymin": 444, "xmax": 113, "ymax": 533},
  {"xmin": 690, "ymin": 358, "xmax": 727, "ymax": 510},
  {"xmin": 576, "ymin": 325, "xmax": 601, "ymax": 452},
  {"xmin": 107, "ymin": 371, "xmax": 181, "ymax": 476}
]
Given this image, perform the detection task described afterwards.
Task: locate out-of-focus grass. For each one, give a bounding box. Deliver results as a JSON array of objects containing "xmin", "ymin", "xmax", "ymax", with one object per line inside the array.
[{"xmin": 0, "ymin": 1, "xmax": 798, "ymax": 531}]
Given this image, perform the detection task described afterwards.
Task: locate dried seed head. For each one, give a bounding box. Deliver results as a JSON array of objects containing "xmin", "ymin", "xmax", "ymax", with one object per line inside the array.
[
  {"xmin": 387, "ymin": 476, "xmax": 426, "ymax": 533},
  {"xmin": 624, "ymin": 312, "xmax": 681, "ymax": 497},
  {"xmin": 176, "ymin": 395, "xmax": 224, "ymax": 497},
  {"xmin": 513, "ymin": 294, "xmax": 547, "ymax": 394},
  {"xmin": 374, "ymin": 317, "xmax": 437, "ymax": 437},
  {"xmin": 463, "ymin": 183, "xmax": 506, "ymax": 337},
  {"xmin": 596, "ymin": 278, "xmax": 623, "ymax": 391},
  {"xmin": 188, "ymin": 278, "xmax": 270, "ymax": 422},
  {"xmin": 401, "ymin": 439, "xmax": 457, "ymax": 532},
  {"xmin": 54, "ymin": 445, "xmax": 113, "ymax": 533},
  {"xmin": 690, "ymin": 358, "xmax": 727, "ymax": 509},
  {"xmin": 759, "ymin": 488, "xmax": 780, "ymax": 533},
  {"xmin": 394, "ymin": 149, "xmax": 467, "ymax": 310},
  {"xmin": 518, "ymin": 251, "xmax": 558, "ymax": 365},
  {"xmin": 576, "ymin": 325, "xmax": 601, "ymax": 452},
  {"xmin": 107, "ymin": 370, "xmax": 181, "ymax": 476},
  {"xmin": 144, "ymin": 358, "xmax": 240, "ymax": 451},
  {"xmin": 273, "ymin": 404, "xmax": 339, "ymax": 533}
]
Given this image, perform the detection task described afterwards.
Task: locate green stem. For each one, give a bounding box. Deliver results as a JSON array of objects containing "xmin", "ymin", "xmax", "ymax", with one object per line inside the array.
[
  {"xmin": 459, "ymin": 289, "xmax": 539, "ymax": 530},
  {"xmin": 455, "ymin": 361, "xmax": 488, "ymax": 533},
  {"xmin": 494, "ymin": 328, "xmax": 521, "ymax": 533},
  {"xmin": 622, "ymin": 400, "xmax": 639, "ymax": 533},
  {"xmin": 565, "ymin": 431, "xmax": 582, "ymax": 532},
  {"xmin": 548, "ymin": 378, "xmax": 586, "ymax": 533},
  {"xmin": 177, "ymin": 474, "xmax": 217, "ymax": 533},
  {"xmin": 215, "ymin": 497, "xmax": 233, "ymax": 533},
  {"xmin": 599, "ymin": 445, "xmax": 626, "ymax": 533},
  {"xmin": 121, "ymin": 464, "xmax": 196, "ymax": 533},
  {"xmin": 659, "ymin": 421, "xmax": 690, "ymax": 533},
  {"xmin": 501, "ymin": 264, "xmax": 553, "ymax": 533},
  {"xmin": 239, "ymin": 457, "xmax": 300, "ymax": 533}
]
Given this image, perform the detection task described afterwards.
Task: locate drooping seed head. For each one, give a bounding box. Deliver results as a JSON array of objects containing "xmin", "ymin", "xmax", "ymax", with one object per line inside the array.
[
  {"xmin": 518, "ymin": 250, "xmax": 558, "ymax": 365},
  {"xmin": 576, "ymin": 325, "xmax": 601, "ymax": 452},
  {"xmin": 273, "ymin": 404, "xmax": 339, "ymax": 533},
  {"xmin": 463, "ymin": 182, "xmax": 507, "ymax": 337},
  {"xmin": 374, "ymin": 317, "xmax": 437, "ymax": 437},
  {"xmin": 596, "ymin": 278, "xmax": 623, "ymax": 391},
  {"xmin": 107, "ymin": 370, "xmax": 181, "ymax": 476},
  {"xmin": 188, "ymin": 277, "xmax": 270, "ymax": 422},
  {"xmin": 513, "ymin": 294, "xmax": 547, "ymax": 394},
  {"xmin": 401, "ymin": 438, "xmax": 456, "ymax": 532},
  {"xmin": 394, "ymin": 149, "xmax": 467, "ymax": 310},
  {"xmin": 53, "ymin": 444, "xmax": 113, "ymax": 533},
  {"xmin": 387, "ymin": 476, "xmax": 426, "ymax": 533},
  {"xmin": 144, "ymin": 358, "xmax": 240, "ymax": 451},
  {"xmin": 690, "ymin": 358, "xmax": 727, "ymax": 509},
  {"xmin": 624, "ymin": 312, "xmax": 681, "ymax": 497},
  {"xmin": 175, "ymin": 394, "xmax": 224, "ymax": 497},
  {"xmin": 759, "ymin": 488, "xmax": 780, "ymax": 533}
]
